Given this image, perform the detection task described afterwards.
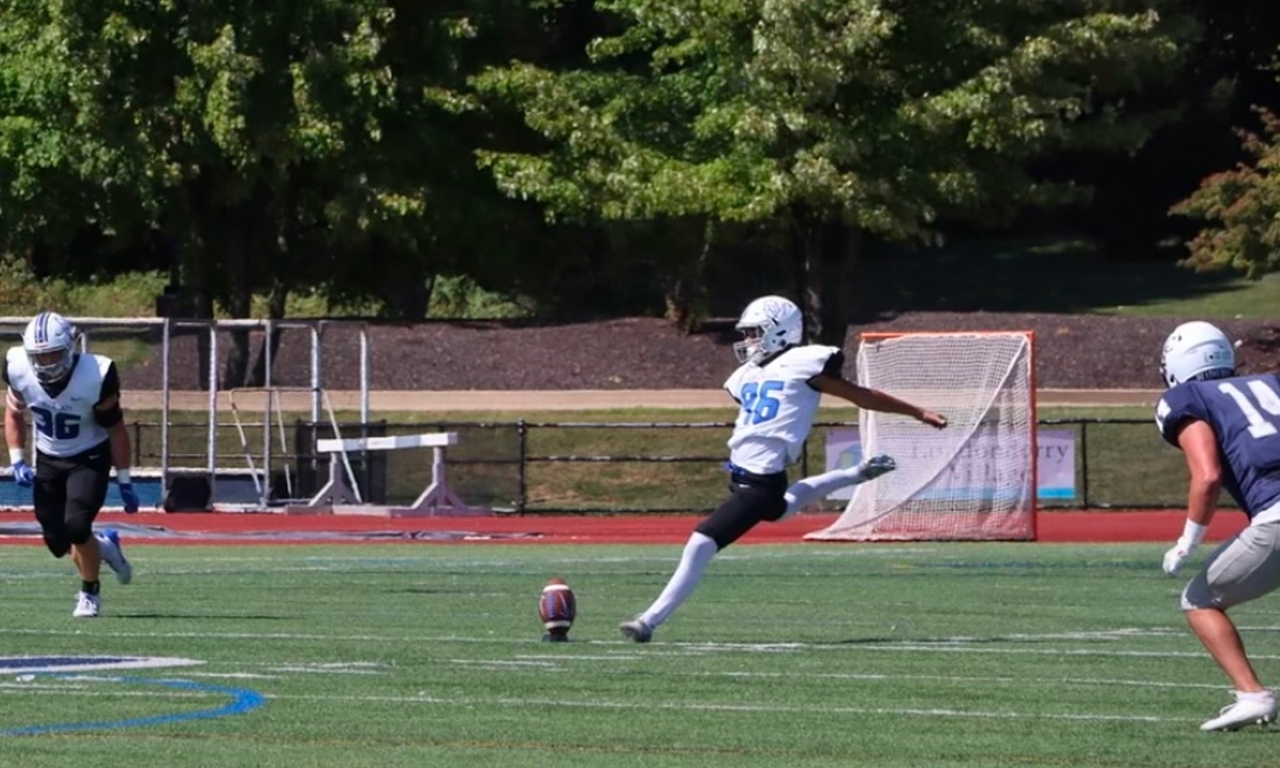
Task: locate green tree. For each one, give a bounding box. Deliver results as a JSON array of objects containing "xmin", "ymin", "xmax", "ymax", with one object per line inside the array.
[
  {"xmin": 1171, "ymin": 106, "xmax": 1280, "ymax": 278},
  {"xmin": 475, "ymin": 0, "xmax": 1191, "ymax": 342},
  {"xmin": 0, "ymin": 0, "xmax": 535, "ymax": 383}
]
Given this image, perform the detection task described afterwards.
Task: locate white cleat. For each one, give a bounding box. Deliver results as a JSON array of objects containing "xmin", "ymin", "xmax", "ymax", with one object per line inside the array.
[
  {"xmin": 72, "ymin": 591, "xmax": 101, "ymax": 618},
  {"xmin": 96, "ymin": 529, "xmax": 132, "ymax": 585},
  {"xmin": 1200, "ymin": 691, "xmax": 1277, "ymax": 732},
  {"xmin": 856, "ymin": 453, "xmax": 896, "ymax": 481},
  {"xmin": 619, "ymin": 617, "xmax": 653, "ymax": 643}
]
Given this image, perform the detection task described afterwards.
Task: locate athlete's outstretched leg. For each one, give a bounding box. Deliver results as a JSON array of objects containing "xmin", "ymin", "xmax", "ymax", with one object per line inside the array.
[{"xmin": 780, "ymin": 453, "xmax": 895, "ymax": 520}]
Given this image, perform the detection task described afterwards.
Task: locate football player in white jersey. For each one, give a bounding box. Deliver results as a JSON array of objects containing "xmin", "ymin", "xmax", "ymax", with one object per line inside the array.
[
  {"xmin": 620, "ymin": 295, "xmax": 947, "ymax": 642},
  {"xmin": 4, "ymin": 312, "xmax": 139, "ymax": 618}
]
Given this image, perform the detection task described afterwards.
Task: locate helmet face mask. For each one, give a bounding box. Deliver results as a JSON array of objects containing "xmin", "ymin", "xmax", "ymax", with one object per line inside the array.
[
  {"xmin": 734, "ymin": 326, "xmax": 766, "ymax": 364},
  {"xmin": 1160, "ymin": 321, "xmax": 1235, "ymax": 388},
  {"xmin": 733, "ymin": 296, "xmax": 802, "ymax": 364},
  {"xmin": 22, "ymin": 312, "xmax": 78, "ymax": 384}
]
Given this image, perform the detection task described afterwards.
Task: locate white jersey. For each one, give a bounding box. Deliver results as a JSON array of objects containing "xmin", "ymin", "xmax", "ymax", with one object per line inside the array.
[
  {"xmin": 722, "ymin": 344, "xmax": 841, "ymax": 474},
  {"xmin": 5, "ymin": 348, "xmax": 114, "ymax": 457}
]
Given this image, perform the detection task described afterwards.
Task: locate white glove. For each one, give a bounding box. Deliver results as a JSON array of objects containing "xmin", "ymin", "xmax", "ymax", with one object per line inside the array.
[
  {"xmin": 1162, "ymin": 541, "xmax": 1196, "ymax": 575},
  {"xmin": 1163, "ymin": 519, "xmax": 1208, "ymax": 576}
]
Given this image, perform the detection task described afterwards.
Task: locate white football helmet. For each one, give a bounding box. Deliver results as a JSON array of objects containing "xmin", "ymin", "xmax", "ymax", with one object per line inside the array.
[
  {"xmin": 22, "ymin": 311, "xmax": 78, "ymax": 383},
  {"xmin": 733, "ymin": 295, "xmax": 803, "ymax": 364},
  {"xmin": 1160, "ymin": 320, "xmax": 1235, "ymax": 388}
]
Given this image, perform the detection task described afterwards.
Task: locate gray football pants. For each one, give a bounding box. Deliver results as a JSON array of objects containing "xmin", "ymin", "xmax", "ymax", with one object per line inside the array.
[{"xmin": 1182, "ymin": 519, "xmax": 1280, "ymax": 611}]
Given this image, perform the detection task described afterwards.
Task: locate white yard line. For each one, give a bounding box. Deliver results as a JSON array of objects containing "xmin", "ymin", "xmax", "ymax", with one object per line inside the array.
[
  {"xmin": 0, "ymin": 626, "xmax": 1239, "ymax": 660},
  {"xmin": 487, "ymin": 662, "xmax": 1228, "ymax": 690},
  {"xmin": 0, "ymin": 684, "xmax": 1199, "ymax": 725}
]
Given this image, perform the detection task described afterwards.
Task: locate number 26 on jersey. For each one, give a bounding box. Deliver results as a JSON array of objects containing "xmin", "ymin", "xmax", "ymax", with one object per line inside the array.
[{"xmin": 29, "ymin": 406, "xmax": 81, "ymax": 440}]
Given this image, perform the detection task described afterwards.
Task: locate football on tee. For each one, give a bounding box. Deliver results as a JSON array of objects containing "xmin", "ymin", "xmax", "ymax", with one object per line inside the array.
[{"xmin": 539, "ymin": 577, "xmax": 576, "ymax": 642}]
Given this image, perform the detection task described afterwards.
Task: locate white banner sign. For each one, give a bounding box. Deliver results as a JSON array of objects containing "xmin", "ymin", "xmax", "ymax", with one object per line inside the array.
[{"xmin": 823, "ymin": 428, "xmax": 1075, "ymax": 501}]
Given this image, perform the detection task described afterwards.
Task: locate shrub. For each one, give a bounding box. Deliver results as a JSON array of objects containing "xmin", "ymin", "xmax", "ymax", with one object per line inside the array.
[{"xmin": 1171, "ymin": 106, "xmax": 1280, "ymax": 279}]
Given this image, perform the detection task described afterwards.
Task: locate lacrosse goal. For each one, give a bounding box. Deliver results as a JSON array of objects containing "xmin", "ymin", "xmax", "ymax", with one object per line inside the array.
[{"xmin": 806, "ymin": 331, "xmax": 1037, "ymax": 541}]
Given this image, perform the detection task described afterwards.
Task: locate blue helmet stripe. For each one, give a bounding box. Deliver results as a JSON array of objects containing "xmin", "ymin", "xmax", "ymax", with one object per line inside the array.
[{"xmin": 35, "ymin": 312, "xmax": 47, "ymax": 344}]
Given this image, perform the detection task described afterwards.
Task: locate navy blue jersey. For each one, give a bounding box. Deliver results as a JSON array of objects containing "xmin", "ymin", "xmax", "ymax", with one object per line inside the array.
[{"xmin": 1156, "ymin": 374, "xmax": 1280, "ymax": 516}]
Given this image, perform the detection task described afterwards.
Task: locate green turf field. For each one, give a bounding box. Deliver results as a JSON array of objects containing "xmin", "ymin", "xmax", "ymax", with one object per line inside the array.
[{"xmin": 3, "ymin": 542, "xmax": 1278, "ymax": 767}]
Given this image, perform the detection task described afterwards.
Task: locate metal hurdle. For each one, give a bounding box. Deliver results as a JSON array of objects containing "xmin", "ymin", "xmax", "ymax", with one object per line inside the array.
[{"xmin": 288, "ymin": 431, "xmax": 488, "ymax": 517}]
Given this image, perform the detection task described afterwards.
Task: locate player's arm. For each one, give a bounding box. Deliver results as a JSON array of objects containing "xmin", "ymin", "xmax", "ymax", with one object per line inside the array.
[
  {"xmin": 810, "ymin": 374, "xmax": 947, "ymax": 428},
  {"xmin": 3, "ymin": 362, "xmax": 33, "ymax": 486},
  {"xmin": 3, "ymin": 361, "xmax": 26, "ymax": 462},
  {"xmin": 1173, "ymin": 418, "xmax": 1221, "ymax": 539},
  {"xmin": 4, "ymin": 389, "xmax": 26, "ymax": 462},
  {"xmin": 1155, "ymin": 392, "xmax": 1216, "ymax": 574},
  {"xmin": 93, "ymin": 363, "xmax": 131, "ymax": 480}
]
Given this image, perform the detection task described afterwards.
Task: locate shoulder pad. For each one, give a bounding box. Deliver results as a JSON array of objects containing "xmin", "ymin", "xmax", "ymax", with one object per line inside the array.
[
  {"xmin": 1155, "ymin": 384, "xmax": 1204, "ymax": 446},
  {"xmin": 767, "ymin": 345, "xmax": 840, "ymax": 379},
  {"xmin": 90, "ymin": 353, "xmax": 113, "ymax": 378},
  {"xmin": 5, "ymin": 347, "xmax": 26, "ymax": 377}
]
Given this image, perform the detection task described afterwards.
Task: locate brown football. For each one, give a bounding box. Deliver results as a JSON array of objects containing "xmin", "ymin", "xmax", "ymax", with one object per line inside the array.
[{"xmin": 539, "ymin": 577, "xmax": 576, "ymax": 641}]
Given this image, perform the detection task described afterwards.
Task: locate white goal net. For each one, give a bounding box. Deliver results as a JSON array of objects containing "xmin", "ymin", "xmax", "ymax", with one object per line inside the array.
[{"xmin": 806, "ymin": 331, "xmax": 1036, "ymax": 541}]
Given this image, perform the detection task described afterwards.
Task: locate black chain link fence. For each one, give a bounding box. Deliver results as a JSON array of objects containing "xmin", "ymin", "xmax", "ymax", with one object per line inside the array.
[{"xmin": 137, "ymin": 417, "xmax": 1198, "ymax": 514}]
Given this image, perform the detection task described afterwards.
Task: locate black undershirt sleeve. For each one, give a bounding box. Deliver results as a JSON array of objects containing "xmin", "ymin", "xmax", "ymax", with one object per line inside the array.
[
  {"xmin": 820, "ymin": 350, "xmax": 846, "ymax": 378},
  {"xmin": 96, "ymin": 362, "xmax": 120, "ymax": 406},
  {"xmin": 806, "ymin": 349, "xmax": 847, "ymax": 390}
]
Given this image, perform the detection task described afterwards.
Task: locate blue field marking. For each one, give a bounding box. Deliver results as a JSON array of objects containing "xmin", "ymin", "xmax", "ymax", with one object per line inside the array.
[
  {"xmin": 0, "ymin": 675, "xmax": 265, "ymax": 736},
  {"xmin": 1, "ymin": 656, "xmax": 131, "ymax": 671},
  {"xmin": 0, "ymin": 474, "xmax": 265, "ymax": 507},
  {"xmin": 0, "ymin": 655, "xmax": 202, "ymax": 674},
  {"xmin": 0, "ymin": 478, "xmax": 164, "ymax": 508}
]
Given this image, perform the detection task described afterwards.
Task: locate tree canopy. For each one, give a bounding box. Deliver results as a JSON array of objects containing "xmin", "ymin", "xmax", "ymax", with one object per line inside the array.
[
  {"xmin": 474, "ymin": 0, "xmax": 1192, "ymax": 340},
  {"xmin": 1, "ymin": 0, "xmax": 1279, "ymax": 349}
]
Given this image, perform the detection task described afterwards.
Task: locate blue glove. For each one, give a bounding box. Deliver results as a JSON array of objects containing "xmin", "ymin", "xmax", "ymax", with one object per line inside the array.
[
  {"xmin": 10, "ymin": 459, "xmax": 33, "ymax": 488},
  {"xmin": 118, "ymin": 482, "xmax": 139, "ymax": 513}
]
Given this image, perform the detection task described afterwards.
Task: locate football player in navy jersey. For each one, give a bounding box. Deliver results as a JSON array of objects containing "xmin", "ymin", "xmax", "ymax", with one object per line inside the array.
[
  {"xmin": 620, "ymin": 296, "xmax": 947, "ymax": 642},
  {"xmin": 1156, "ymin": 320, "xmax": 1280, "ymax": 731},
  {"xmin": 4, "ymin": 312, "xmax": 138, "ymax": 618}
]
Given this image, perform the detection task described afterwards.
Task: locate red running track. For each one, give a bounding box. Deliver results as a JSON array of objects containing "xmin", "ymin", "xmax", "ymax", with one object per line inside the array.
[{"xmin": 0, "ymin": 509, "xmax": 1248, "ymax": 545}]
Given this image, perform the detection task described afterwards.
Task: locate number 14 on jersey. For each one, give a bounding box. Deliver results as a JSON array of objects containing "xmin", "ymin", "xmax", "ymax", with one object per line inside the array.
[{"xmin": 1219, "ymin": 380, "xmax": 1280, "ymax": 438}]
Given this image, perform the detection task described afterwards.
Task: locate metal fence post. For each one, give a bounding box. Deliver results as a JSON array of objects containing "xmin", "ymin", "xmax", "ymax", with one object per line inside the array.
[
  {"xmin": 517, "ymin": 419, "xmax": 527, "ymax": 515},
  {"xmin": 1079, "ymin": 420, "xmax": 1090, "ymax": 508}
]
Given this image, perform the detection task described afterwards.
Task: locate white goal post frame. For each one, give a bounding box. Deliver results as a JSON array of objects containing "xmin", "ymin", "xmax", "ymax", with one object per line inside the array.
[{"xmin": 806, "ymin": 329, "xmax": 1038, "ymax": 542}]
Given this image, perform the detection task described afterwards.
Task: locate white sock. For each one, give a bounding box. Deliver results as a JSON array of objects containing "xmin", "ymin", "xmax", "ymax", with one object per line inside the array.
[
  {"xmin": 780, "ymin": 465, "xmax": 872, "ymax": 520},
  {"xmin": 1237, "ymin": 690, "xmax": 1274, "ymax": 702},
  {"xmin": 639, "ymin": 532, "xmax": 718, "ymax": 629}
]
